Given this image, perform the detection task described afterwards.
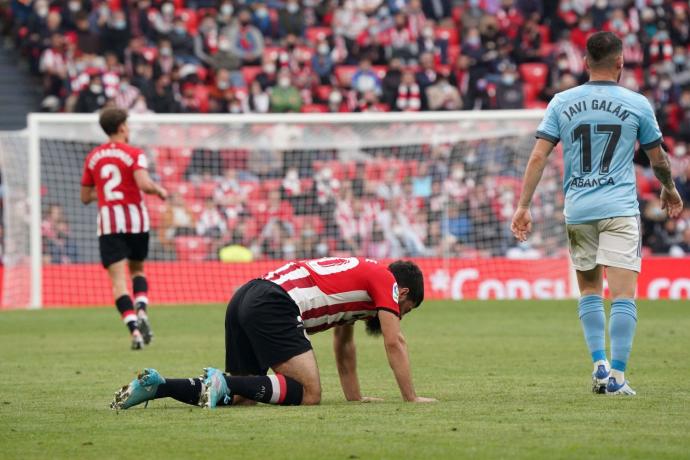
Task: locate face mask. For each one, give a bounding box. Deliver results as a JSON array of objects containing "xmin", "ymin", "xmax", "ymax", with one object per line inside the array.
[
  {"xmin": 278, "ymin": 77, "xmax": 290, "ymax": 87},
  {"xmin": 580, "ymin": 22, "xmax": 592, "ymax": 31},
  {"xmin": 220, "ymin": 4, "xmax": 233, "ymax": 16},
  {"xmin": 286, "ymin": 3, "xmax": 299, "ymax": 13},
  {"xmin": 660, "ymin": 79, "xmax": 672, "ymax": 90},
  {"xmin": 68, "ymin": 1, "xmax": 81, "ymax": 12},
  {"xmin": 467, "ymin": 36, "xmax": 480, "ymax": 46},
  {"xmin": 502, "ymin": 74, "xmax": 516, "ymax": 85},
  {"xmin": 469, "ymin": 0, "xmax": 479, "ymax": 6},
  {"xmin": 113, "ymin": 20, "xmax": 127, "ymax": 30},
  {"xmin": 422, "ymin": 28, "xmax": 434, "ymax": 38},
  {"xmin": 160, "ymin": 47, "xmax": 172, "ymax": 56},
  {"xmin": 674, "ymin": 145, "xmax": 687, "ymax": 157},
  {"xmin": 162, "ymin": 3, "xmax": 174, "ymax": 15},
  {"xmin": 317, "ymin": 44, "xmax": 329, "ymax": 55},
  {"xmin": 217, "ymin": 80, "xmax": 229, "ymax": 90},
  {"xmin": 674, "ymin": 55, "xmax": 686, "ymax": 65},
  {"xmin": 120, "ymin": 82, "xmax": 129, "ymax": 90},
  {"xmin": 90, "ymin": 84, "xmax": 103, "ymax": 93},
  {"xmin": 625, "ymin": 34, "xmax": 637, "ymax": 45},
  {"xmin": 558, "ymin": 59, "xmax": 568, "ymax": 70},
  {"xmin": 612, "ymin": 19, "xmax": 624, "ymax": 29},
  {"xmin": 37, "ymin": 6, "xmax": 49, "ymax": 17},
  {"xmin": 657, "ymin": 31, "xmax": 669, "ymax": 41},
  {"xmin": 256, "ymin": 7, "xmax": 268, "ymax": 17},
  {"xmin": 174, "ymin": 25, "xmax": 186, "ymax": 34},
  {"xmin": 263, "ymin": 63, "xmax": 276, "ymax": 74}
]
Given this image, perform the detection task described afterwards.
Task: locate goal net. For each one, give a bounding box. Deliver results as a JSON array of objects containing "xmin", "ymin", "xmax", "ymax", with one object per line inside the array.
[{"xmin": 0, "ymin": 111, "xmax": 572, "ymax": 309}]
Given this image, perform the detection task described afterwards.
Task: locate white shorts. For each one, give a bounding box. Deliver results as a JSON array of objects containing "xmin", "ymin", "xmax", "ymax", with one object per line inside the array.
[{"xmin": 566, "ymin": 216, "xmax": 642, "ymax": 273}]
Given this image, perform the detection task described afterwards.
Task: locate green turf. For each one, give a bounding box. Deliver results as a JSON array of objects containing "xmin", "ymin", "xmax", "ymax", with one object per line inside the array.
[{"xmin": 1, "ymin": 300, "xmax": 689, "ymax": 459}]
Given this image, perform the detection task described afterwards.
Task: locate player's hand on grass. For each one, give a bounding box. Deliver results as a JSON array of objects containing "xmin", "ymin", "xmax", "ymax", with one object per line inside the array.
[
  {"xmin": 411, "ymin": 396, "xmax": 437, "ymax": 403},
  {"xmin": 359, "ymin": 396, "xmax": 384, "ymax": 403},
  {"xmin": 660, "ymin": 186, "xmax": 683, "ymax": 219},
  {"xmin": 510, "ymin": 207, "xmax": 532, "ymax": 242}
]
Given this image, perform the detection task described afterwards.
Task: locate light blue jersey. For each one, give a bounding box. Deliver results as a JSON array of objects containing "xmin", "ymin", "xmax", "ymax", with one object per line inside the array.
[{"xmin": 536, "ymin": 81, "xmax": 662, "ymax": 224}]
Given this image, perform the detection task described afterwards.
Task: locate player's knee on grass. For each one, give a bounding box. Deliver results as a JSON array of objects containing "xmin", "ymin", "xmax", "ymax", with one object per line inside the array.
[{"xmin": 272, "ymin": 350, "xmax": 321, "ymax": 405}]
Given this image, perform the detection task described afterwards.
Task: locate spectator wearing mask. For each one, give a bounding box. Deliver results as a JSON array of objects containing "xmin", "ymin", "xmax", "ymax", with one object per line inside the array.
[
  {"xmin": 194, "ymin": 14, "xmax": 220, "ymax": 68},
  {"xmin": 495, "ymin": 65, "xmax": 524, "ymax": 109},
  {"xmin": 270, "ymin": 69, "xmax": 302, "ymax": 113},
  {"xmin": 385, "ymin": 12, "xmax": 418, "ymax": 64},
  {"xmin": 101, "ymin": 9, "xmax": 131, "ymax": 62},
  {"xmin": 114, "ymin": 75, "xmax": 147, "ymax": 112},
  {"xmin": 278, "ymin": 0, "xmax": 305, "ymax": 38},
  {"xmin": 74, "ymin": 74, "xmax": 107, "ymax": 112},
  {"xmin": 227, "ymin": 8, "xmax": 264, "ymax": 66},
  {"xmin": 352, "ymin": 58, "xmax": 382, "ymax": 95},
  {"xmin": 255, "ymin": 56, "xmax": 277, "ymax": 90},
  {"xmin": 312, "ymin": 39, "xmax": 334, "ymax": 85},
  {"xmin": 152, "ymin": 1, "xmax": 176, "ymax": 40},
  {"xmin": 169, "ymin": 16, "xmax": 195, "ymax": 62},
  {"xmin": 248, "ymin": 80, "xmax": 270, "ymax": 113}
]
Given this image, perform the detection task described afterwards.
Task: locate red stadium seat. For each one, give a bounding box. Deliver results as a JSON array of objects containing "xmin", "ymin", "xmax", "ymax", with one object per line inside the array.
[
  {"xmin": 305, "ymin": 26, "xmax": 332, "ymax": 43},
  {"xmin": 334, "ymin": 66, "xmax": 358, "ymax": 87},
  {"xmin": 301, "ymin": 103, "xmax": 328, "ymax": 113},
  {"xmin": 315, "ymin": 84, "xmax": 333, "ymax": 102},
  {"xmin": 538, "ymin": 24, "xmax": 551, "ymax": 44},
  {"xmin": 175, "ymin": 237, "xmax": 210, "ymax": 262},
  {"xmin": 519, "ymin": 63, "xmax": 548, "ymax": 90},
  {"xmin": 241, "ymin": 66, "xmax": 262, "ymax": 85},
  {"xmin": 178, "ymin": 9, "xmax": 198, "ymax": 35}
]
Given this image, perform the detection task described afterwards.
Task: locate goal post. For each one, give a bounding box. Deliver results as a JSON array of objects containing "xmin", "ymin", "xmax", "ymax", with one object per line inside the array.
[{"xmin": 1, "ymin": 110, "xmax": 581, "ymax": 309}]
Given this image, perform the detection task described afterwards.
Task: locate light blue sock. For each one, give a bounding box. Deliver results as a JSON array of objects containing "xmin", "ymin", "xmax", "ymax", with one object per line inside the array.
[
  {"xmin": 578, "ymin": 295, "xmax": 607, "ymax": 363},
  {"xmin": 609, "ymin": 299, "xmax": 637, "ymax": 372}
]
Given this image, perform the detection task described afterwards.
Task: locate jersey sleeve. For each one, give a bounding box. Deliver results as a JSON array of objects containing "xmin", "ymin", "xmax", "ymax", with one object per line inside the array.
[
  {"xmin": 536, "ymin": 96, "xmax": 561, "ymax": 145},
  {"xmin": 80, "ymin": 161, "xmax": 94, "ymax": 187},
  {"xmin": 637, "ymin": 98, "xmax": 663, "ymax": 150},
  {"xmin": 133, "ymin": 149, "xmax": 149, "ymax": 171},
  {"xmin": 367, "ymin": 266, "xmax": 401, "ymax": 317}
]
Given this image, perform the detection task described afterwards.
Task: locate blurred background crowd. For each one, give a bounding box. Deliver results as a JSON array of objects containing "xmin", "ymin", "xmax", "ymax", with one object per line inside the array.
[{"xmin": 0, "ymin": 0, "xmax": 689, "ymax": 262}]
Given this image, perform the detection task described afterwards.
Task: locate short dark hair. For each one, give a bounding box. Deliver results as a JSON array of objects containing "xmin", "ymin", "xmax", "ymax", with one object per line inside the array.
[
  {"xmin": 99, "ymin": 107, "xmax": 128, "ymax": 136},
  {"xmin": 586, "ymin": 32, "xmax": 622, "ymax": 69},
  {"xmin": 388, "ymin": 260, "xmax": 424, "ymax": 308}
]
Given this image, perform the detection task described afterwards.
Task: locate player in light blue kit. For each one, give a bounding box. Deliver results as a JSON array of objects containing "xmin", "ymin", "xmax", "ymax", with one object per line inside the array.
[{"xmin": 511, "ymin": 32, "xmax": 683, "ymax": 395}]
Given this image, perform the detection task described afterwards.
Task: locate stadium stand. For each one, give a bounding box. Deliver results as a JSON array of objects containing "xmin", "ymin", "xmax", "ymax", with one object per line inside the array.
[{"xmin": 1, "ymin": 0, "xmax": 690, "ymax": 262}]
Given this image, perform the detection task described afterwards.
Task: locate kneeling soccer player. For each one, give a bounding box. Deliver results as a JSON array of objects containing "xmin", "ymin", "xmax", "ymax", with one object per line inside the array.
[{"xmin": 110, "ymin": 257, "xmax": 436, "ymax": 408}]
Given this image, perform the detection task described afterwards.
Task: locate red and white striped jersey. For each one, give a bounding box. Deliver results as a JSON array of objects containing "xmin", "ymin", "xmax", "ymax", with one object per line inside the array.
[
  {"xmin": 81, "ymin": 142, "xmax": 150, "ymax": 236},
  {"xmin": 263, "ymin": 257, "xmax": 400, "ymax": 334}
]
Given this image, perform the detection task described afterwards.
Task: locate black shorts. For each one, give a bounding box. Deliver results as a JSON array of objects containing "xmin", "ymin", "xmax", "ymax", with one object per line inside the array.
[
  {"xmin": 225, "ymin": 279, "xmax": 312, "ymax": 375},
  {"xmin": 98, "ymin": 232, "xmax": 149, "ymax": 268}
]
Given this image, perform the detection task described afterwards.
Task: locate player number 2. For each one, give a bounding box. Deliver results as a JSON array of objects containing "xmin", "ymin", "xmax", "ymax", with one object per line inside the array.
[
  {"xmin": 572, "ymin": 123, "xmax": 621, "ymax": 175},
  {"xmin": 101, "ymin": 164, "xmax": 124, "ymax": 201}
]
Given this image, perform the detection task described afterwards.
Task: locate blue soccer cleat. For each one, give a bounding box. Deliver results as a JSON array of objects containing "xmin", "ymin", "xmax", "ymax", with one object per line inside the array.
[
  {"xmin": 606, "ymin": 377, "xmax": 636, "ymax": 396},
  {"xmin": 110, "ymin": 368, "xmax": 165, "ymax": 410},
  {"xmin": 200, "ymin": 367, "xmax": 231, "ymax": 408},
  {"xmin": 592, "ymin": 364, "xmax": 610, "ymax": 394}
]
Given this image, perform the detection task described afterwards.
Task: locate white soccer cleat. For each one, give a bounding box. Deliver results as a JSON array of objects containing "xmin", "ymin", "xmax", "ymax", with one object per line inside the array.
[{"xmin": 606, "ymin": 377, "xmax": 636, "ymax": 396}]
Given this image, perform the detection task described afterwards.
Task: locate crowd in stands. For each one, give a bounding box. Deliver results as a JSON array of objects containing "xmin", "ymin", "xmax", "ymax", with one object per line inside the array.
[{"xmin": 1, "ymin": 0, "xmax": 688, "ymax": 259}]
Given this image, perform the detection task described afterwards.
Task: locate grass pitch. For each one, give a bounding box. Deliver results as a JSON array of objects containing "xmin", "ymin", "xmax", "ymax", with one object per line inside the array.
[{"xmin": 1, "ymin": 300, "xmax": 689, "ymax": 460}]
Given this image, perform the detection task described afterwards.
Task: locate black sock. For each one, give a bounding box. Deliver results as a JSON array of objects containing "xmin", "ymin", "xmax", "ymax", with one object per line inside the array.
[
  {"xmin": 224, "ymin": 374, "xmax": 303, "ymax": 406},
  {"xmin": 115, "ymin": 295, "xmax": 138, "ymax": 333},
  {"xmin": 153, "ymin": 378, "xmax": 203, "ymax": 406},
  {"xmin": 132, "ymin": 276, "xmax": 148, "ymax": 311}
]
